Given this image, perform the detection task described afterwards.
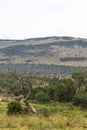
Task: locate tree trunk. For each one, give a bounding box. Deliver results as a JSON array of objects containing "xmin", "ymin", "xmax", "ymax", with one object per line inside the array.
[{"xmin": 24, "ymin": 100, "xmax": 37, "ymax": 113}]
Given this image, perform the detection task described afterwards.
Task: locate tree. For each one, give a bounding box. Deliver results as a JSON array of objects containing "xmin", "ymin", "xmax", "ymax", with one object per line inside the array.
[
  {"xmin": 73, "ymin": 91, "xmax": 87, "ymax": 108},
  {"xmin": 54, "ymin": 78, "xmax": 76, "ymax": 102},
  {"xmin": 7, "ymin": 55, "xmax": 36, "ymax": 113},
  {"xmin": 10, "ymin": 73, "xmax": 37, "ymax": 113}
]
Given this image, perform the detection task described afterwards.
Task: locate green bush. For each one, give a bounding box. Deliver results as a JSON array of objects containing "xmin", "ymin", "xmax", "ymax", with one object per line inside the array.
[
  {"xmin": 72, "ymin": 92, "xmax": 87, "ymax": 108},
  {"xmin": 54, "ymin": 83, "xmax": 76, "ymax": 102},
  {"xmin": 35, "ymin": 91, "xmax": 50, "ymax": 102},
  {"xmin": 30, "ymin": 87, "xmax": 47, "ymax": 99},
  {"xmin": 47, "ymin": 86, "xmax": 55, "ymax": 100},
  {"xmin": 54, "ymin": 78, "xmax": 76, "ymax": 102},
  {"xmin": 7, "ymin": 101, "xmax": 22, "ymax": 115}
]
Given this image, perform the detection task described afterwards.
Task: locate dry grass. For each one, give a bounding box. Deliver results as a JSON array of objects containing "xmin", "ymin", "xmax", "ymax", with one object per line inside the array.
[
  {"xmin": 0, "ymin": 113, "xmax": 87, "ymax": 130},
  {"xmin": 0, "ymin": 101, "xmax": 87, "ymax": 130}
]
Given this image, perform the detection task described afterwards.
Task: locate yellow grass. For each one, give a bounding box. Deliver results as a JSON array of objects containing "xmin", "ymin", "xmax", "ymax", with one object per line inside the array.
[
  {"xmin": 0, "ymin": 101, "xmax": 87, "ymax": 130},
  {"xmin": 0, "ymin": 112, "xmax": 87, "ymax": 130}
]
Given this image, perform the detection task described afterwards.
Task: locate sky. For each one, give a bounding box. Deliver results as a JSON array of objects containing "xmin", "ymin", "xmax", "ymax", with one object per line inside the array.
[{"xmin": 0, "ymin": 0, "xmax": 87, "ymax": 39}]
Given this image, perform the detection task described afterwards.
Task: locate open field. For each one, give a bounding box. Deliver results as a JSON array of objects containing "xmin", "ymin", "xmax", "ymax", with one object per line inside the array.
[{"xmin": 0, "ymin": 101, "xmax": 87, "ymax": 130}]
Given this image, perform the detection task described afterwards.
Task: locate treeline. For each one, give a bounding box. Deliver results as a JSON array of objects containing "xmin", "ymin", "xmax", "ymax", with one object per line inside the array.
[
  {"xmin": 0, "ymin": 70, "xmax": 87, "ymax": 108},
  {"xmin": 0, "ymin": 63, "xmax": 87, "ymax": 76},
  {"xmin": 60, "ymin": 57, "xmax": 87, "ymax": 62},
  {"xmin": 30, "ymin": 71, "xmax": 87, "ymax": 108}
]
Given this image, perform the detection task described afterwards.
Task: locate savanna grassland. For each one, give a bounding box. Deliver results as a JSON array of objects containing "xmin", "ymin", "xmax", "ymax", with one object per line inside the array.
[
  {"xmin": 0, "ymin": 71, "xmax": 87, "ymax": 130},
  {"xmin": 0, "ymin": 101, "xmax": 87, "ymax": 130}
]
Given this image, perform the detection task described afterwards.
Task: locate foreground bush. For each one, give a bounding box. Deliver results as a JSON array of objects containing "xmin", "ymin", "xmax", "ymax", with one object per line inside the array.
[
  {"xmin": 7, "ymin": 101, "xmax": 22, "ymax": 115},
  {"xmin": 73, "ymin": 92, "xmax": 87, "ymax": 108}
]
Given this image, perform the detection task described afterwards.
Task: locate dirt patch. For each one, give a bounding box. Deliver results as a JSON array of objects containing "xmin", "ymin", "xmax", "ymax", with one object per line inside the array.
[{"xmin": 0, "ymin": 91, "xmax": 15, "ymax": 101}]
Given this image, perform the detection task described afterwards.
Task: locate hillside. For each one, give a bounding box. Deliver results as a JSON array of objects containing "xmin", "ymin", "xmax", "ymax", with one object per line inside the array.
[{"xmin": 0, "ymin": 36, "xmax": 87, "ymax": 75}]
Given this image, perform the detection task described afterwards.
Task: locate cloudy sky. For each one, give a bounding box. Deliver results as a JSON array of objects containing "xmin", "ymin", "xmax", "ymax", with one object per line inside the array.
[{"xmin": 0, "ymin": 0, "xmax": 87, "ymax": 39}]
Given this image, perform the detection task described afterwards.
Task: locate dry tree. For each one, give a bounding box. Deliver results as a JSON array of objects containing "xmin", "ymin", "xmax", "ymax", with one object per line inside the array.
[
  {"xmin": 7, "ymin": 56, "xmax": 36, "ymax": 113},
  {"xmin": 8, "ymin": 70, "xmax": 37, "ymax": 113}
]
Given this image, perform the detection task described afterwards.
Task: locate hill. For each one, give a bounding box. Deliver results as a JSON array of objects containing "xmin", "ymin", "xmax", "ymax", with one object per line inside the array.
[{"xmin": 0, "ymin": 36, "xmax": 87, "ymax": 75}]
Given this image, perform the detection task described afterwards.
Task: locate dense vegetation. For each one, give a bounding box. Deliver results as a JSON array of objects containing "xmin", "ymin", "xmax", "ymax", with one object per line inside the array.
[
  {"xmin": 60, "ymin": 57, "xmax": 87, "ymax": 62},
  {"xmin": 0, "ymin": 37, "xmax": 87, "ymax": 129},
  {"xmin": 0, "ymin": 70, "xmax": 87, "ymax": 129},
  {"xmin": 0, "ymin": 70, "xmax": 87, "ymax": 108}
]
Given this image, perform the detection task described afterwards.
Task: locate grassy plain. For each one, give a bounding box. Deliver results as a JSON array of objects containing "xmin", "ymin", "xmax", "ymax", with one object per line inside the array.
[{"xmin": 0, "ymin": 101, "xmax": 87, "ymax": 130}]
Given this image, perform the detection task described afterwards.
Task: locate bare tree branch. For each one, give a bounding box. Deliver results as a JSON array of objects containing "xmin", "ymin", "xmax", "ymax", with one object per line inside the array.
[{"xmin": 10, "ymin": 73, "xmax": 37, "ymax": 113}]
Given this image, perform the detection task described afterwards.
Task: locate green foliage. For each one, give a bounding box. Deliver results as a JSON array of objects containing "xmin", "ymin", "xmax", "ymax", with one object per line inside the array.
[
  {"xmin": 30, "ymin": 87, "xmax": 46, "ymax": 99},
  {"xmin": 54, "ymin": 78, "xmax": 76, "ymax": 102},
  {"xmin": 47, "ymin": 86, "xmax": 55, "ymax": 100},
  {"xmin": 0, "ymin": 72, "xmax": 87, "ymax": 105},
  {"xmin": 35, "ymin": 91, "xmax": 50, "ymax": 102},
  {"xmin": 0, "ymin": 73, "xmax": 20, "ymax": 95},
  {"xmin": 7, "ymin": 101, "xmax": 22, "ymax": 115},
  {"xmin": 73, "ymin": 92, "xmax": 87, "ymax": 108}
]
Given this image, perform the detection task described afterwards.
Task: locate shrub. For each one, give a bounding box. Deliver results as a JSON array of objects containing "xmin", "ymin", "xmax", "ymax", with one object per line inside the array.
[
  {"xmin": 47, "ymin": 86, "xmax": 55, "ymax": 100},
  {"xmin": 54, "ymin": 78, "xmax": 76, "ymax": 102},
  {"xmin": 72, "ymin": 92, "xmax": 87, "ymax": 108},
  {"xmin": 7, "ymin": 101, "xmax": 22, "ymax": 115},
  {"xmin": 54, "ymin": 83, "xmax": 76, "ymax": 102},
  {"xmin": 35, "ymin": 91, "xmax": 50, "ymax": 102},
  {"xmin": 30, "ymin": 87, "xmax": 47, "ymax": 100}
]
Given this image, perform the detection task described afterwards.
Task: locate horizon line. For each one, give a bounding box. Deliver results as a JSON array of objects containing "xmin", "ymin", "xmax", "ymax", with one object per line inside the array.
[{"xmin": 0, "ymin": 35, "xmax": 86, "ymax": 41}]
